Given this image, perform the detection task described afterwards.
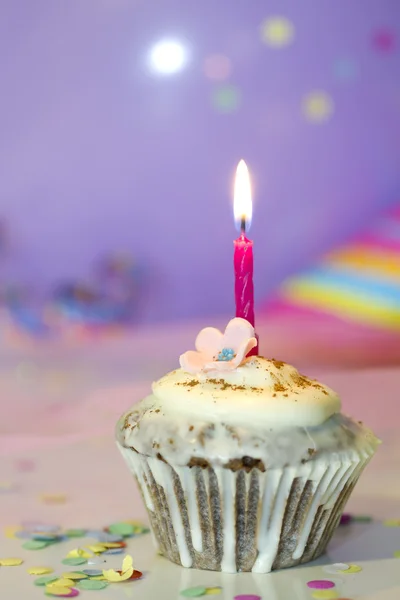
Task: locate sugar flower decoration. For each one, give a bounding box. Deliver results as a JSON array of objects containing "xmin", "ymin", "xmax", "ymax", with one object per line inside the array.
[{"xmin": 179, "ymin": 318, "xmax": 257, "ymax": 374}]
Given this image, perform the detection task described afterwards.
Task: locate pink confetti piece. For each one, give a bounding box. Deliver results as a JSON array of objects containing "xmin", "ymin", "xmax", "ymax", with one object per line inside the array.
[
  {"xmin": 372, "ymin": 28, "xmax": 396, "ymax": 52},
  {"xmin": 234, "ymin": 596, "xmax": 261, "ymax": 600},
  {"xmin": 15, "ymin": 459, "xmax": 36, "ymax": 473},
  {"xmin": 307, "ymin": 580, "xmax": 335, "ymax": 589}
]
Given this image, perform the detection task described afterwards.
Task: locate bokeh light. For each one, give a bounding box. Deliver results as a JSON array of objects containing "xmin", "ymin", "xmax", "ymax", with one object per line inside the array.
[
  {"xmin": 302, "ymin": 91, "xmax": 334, "ymax": 123},
  {"xmin": 260, "ymin": 16, "xmax": 295, "ymax": 48},
  {"xmin": 147, "ymin": 38, "xmax": 190, "ymax": 75},
  {"xmin": 334, "ymin": 57, "xmax": 357, "ymax": 81},
  {"xmin": 203, "ymin": 54, "xmax": 232, "ymax": 81},
  {"xmin": 212, "ymin": 85, "xmax": 241, "ymax": 113}
]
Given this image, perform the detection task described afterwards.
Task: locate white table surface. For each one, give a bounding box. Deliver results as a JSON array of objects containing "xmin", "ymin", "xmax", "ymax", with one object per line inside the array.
[{"xmin": 0, "ymin": 326, "xmax": 400, "ymax": 599}]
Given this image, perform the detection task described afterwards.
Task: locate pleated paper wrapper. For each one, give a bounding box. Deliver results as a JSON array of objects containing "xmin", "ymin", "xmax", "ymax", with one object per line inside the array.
[{"xmin": 117, "ymin": 443, "xmax": 375, "ymax": 573}]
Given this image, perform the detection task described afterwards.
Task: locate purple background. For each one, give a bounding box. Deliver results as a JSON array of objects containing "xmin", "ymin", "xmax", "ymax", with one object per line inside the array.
[{"xmin": 0, "ymin": 0, "xmax": 399, "ymax": 322}]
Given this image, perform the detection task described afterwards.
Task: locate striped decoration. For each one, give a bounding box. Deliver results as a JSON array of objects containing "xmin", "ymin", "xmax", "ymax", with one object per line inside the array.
[{"xmin": 279, "ymin": 206, "xmax": 400, "ymax": 330}]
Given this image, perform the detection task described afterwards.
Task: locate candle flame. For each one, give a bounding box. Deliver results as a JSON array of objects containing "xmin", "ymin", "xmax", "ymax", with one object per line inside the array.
[{"xmin": 234, "ymin": 159, "xmax": 252, "ymax": 232}]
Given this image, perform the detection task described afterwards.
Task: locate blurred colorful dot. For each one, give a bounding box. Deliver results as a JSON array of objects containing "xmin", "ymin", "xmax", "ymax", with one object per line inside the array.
[
  {"xmin": 372, "ymin": 28, "xmax": 396, "ymax": 52},
  {"xmin": 212, "ymin": 85, "xmax": 241, "ymax": 113},
  {"xmin": 203, "ymin": 54, "xmax": 232, "ymax": 81},
  {"xmin": 334, "ymin": 58, "xmax": 357, "ymax": 81},
  {"xmin": 260, "ymin": 16, "xmax": 294, "ymax": 48},
  {"xmin": 302, "ymin": 91, "xmax": 334, "ymax": 123}
]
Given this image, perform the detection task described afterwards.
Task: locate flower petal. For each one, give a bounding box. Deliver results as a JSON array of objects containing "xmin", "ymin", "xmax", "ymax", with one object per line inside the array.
[
  {"xmin": 222, "ymin": 318, "xmax": 255, "ymax": 352},
  {"xmin": 230, "ymin": 337, "xmax": 257, "ymax": 367},
  {"xmin": 195, "ymin": 327, "xmax": 224, "ymax": 358},
  {"xmin": 179, "ymin": 350, "xmax": 207, "ymax": 374}
]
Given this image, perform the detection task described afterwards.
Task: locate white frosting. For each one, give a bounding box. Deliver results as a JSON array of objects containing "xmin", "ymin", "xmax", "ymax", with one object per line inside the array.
[
  {"xmin": 153, "ymin": 356, "xmax": 340, "ymax": 428},
  {"xmin": 116, "ymin": 356, "xmax": 379, "ymax": 468}
]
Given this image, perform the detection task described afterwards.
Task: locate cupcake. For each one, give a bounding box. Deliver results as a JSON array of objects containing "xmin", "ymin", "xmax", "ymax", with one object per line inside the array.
[{"xmin": 116, "ymin": 318, "xmax": 379, "ymax": 573}]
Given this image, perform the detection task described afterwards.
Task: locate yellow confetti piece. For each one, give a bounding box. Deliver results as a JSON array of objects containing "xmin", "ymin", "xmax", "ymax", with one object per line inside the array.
[
  {"xmin": 89, "ymin": 575, "xmax": 106, "ymax": 581},
  {"xmin": 260, "ymin": 16, "xmax": 294, "ymax": 48},
  {"xmin": 0, "ymin": 557, "xmax": 23, "ymax": 566},
  {"xmin": 206, "ymin": 587, "xmax": 222, "ymax": 595},
  {"xmin": 102, "ymin": 542, "xmax": 123, "ymax": 549},
  {"xmin": 67, "ymin": 548, "xmax": 92, "ymax": 559},
  {"xmin": 45, "ymin": 585, "xmax": 74, "ymax": 596},
  {"xmin": 383, "ymin": 519, "xmax": 400, "ymax": 527},
  {"xmin": 86, "ymin": 544, "xmax": 107, "ymax": 554},
  {"xmin": 311, "ymin": 591, "xmax": 339, "ymax": 600},
  {"xmin": 394, "ymin": 550, "xmax": 400, "ymax": 558},
  {"xmin": 302, "ymin": 91, "xmax": 334, "ymax": 123},
  {"xmin": 40, "ymin": 493, "xmax": 67, "ymax": 504},
  {"xmin": 28, "ymin": 567, "xmax": 54, "ymax": 575},
  {"xmin": 4, "ymin": 526, "xmax": 19, "ymax": 539},
  {"xmin": 341, "ymin": 563, "xmax": 362, "ymax": 574},
  {"xmin": 62, "ymin": 572, "xmax": 88, "ymax": 580},
  {"xmin": 48, "ymin": 578, "xmax": 75, "ymax": 588},
  {"xmin": 103, "ymin": 567, "xmax": 134, "ymax": 582},
  {"xmin": 122, "ymin": 555, "xmax": 133, "ymax": 572}
]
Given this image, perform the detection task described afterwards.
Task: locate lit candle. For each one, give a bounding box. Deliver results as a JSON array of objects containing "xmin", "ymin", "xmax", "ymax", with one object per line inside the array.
[{"xmin": 233, "ymin": 159, "xmax": 258, "ymax": 354}]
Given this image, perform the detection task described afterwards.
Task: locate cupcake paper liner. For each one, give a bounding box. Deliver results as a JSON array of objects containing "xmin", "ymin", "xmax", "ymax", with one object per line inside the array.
[{"xmin": 117, "ymin": 443, "xmax": 375, "ymax": 573}]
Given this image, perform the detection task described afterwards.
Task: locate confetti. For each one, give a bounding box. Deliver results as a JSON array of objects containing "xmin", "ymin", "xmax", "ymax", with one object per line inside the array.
[
  {"xmin": 205, "ymin": 588, "xmax": 222, "ymax": 595},
  {"xmin": 0, "ymin": 481, "xmax": 18, "ymax": 493},
  {"xmin": 96, "ymin": 533, "xmax": 123, "ymax": 543},
  {"xmin": 212, "ymin": 85, "xmax": 241, "ymax": 113},
  {"xmin": 394, "ymin": 550, "xmax": 400, "ymax": 558},
  {"xmin": 82, "ymin": 569, "xmax": 103, "ymax": 576},
  {"xmin": 62, "ymin": 558, "xmax": 88, "ymax": 566},
  {"xmin": 86, "ymin": 544, "xmax": 107, "ymax": 554},
  {"xmin": 103, "ymin": 548, "xmax": 124, "ymax": 555},
  {"xmin": 383, "ymin": 519, "xmax": 400, "ymax": 527},
  {"xmin": 339, "ymin": 513, "xmax": 352, "ymax": 525},
  {"xmin": 45, "ymin": 586, "xmax": 79, "ymax": 597},
  {"xmin": 302, "ymin": 91, "xmax": 334, "ymax": 123},
  {"xmin": 22, "ymin": 539, "xmax": 50, "ymax": 550},
  {"xmin": 352, "ymin": 515, "xmax": 372, "ymax": 523},
  {"xmin": 308, "ymin": 581, "xmax": 335, "ymax": 589},
  {"xmin": 0, "ymin": 557, "xmax": 23, "ymax": 566},
  {"xmin": 67, "ymin": 549, "xmax": 92, "ymax": 559},
  {"xmin": 4, "ymin": 526, "xmax": 19, "ymax": 539},
  {"xmin": 233, "ymin": 596, "xmax": 261, "ymax": 600},
  {"xmin": 181, "ymin": 587, "xmax": 207, "ymax": 597},
  {"xmin": 333, "ymin": 58, "xmax": 357, "ymax": 81},
  {"xmin": 260, "ymin": 17, "xmax": 294, "ymax": 48},
  {"xmin": 34, "ymin": 575, "xmax": 59, "ymax": 586},
  {"xmin": 341, "ymin": 564, "xmax": 362, "ymax": 574},
  {"xmin": 48, "ymin": 579, "xmax": 75, "ymax": 588},
  {"xmin": 372, "ymin": 28, "xmax": 396, "ymax": 53},
  {"xmin": 323, "ymin": 563, "xmax": 349, "ymax": 575},
  {"xmin": 311, "ymin": 592, "xmax": 339, "ymax": 600},
  {"xmin": 41, "ymin": 493, "xmax": 67, "ymax": 504},
  {"xmin": 28, "ymin": 566, "xmax": 54, "ymax": 575},
  {"xmin": 78, "ymin": 580, "xmax": 108, "ymax": 590},
  {"xmin": 62, "ymin": 573, "xmax": 88, "ymax": 580},
  {"xmin": 89, "ymin": 575, "xmax": 107, "ymax": 581},
  {"xmin": 65, "ymin": 529, "xmax": 87, "ymax": 538},
  {"xmin": 102, "ymin": 554, "xmax": 134, "ymax": 582},
  {"xmin": 120, "ymin": 570, "xmax": 142, "ymax": 581},
  {"xmin": 107, "ymin": 523, "xmax": 135, "ymax": 537},
  {"xmin": 102, "ymin": 568, "xmax": 133, "ymax": 582}
]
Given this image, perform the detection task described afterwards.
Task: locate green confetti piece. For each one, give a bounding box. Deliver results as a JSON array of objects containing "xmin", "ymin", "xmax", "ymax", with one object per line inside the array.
[
  {"xmin": 352, "ymin": 515, "xmax": 372, "ymax": 523},
  {"xmin": 394, "ymin": 550, "xmax": 400, "ymax": 558},
  {"xmin": 62, "ymin": 557, "xmax": 88, "ymax": 566},
  {"xmin": 181, "ymin": 586, "xmax": 207, "ymax": 597},
  {"xmin": 22, "ymin": 540, "xmax": 49, "ymax": 550},
  {"xmin": 65, "ymin": 529, "xmax": 87, "ymax": 538},
  {"xmin": 108, "ymin": 523, "xmax": 135, "ymax": 536},
  {"xmin": 34, "ymin": 575, "xmax": 58, "ymax": 586},
  {"xmin": 78, "ymin": 579, "xmax": 108, "ymax": 590}
]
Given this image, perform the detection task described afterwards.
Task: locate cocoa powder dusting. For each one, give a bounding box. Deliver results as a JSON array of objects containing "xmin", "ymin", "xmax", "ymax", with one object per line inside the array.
[{"xmin": 274, "ymin": 383, "xmax": 287, "ymax": 392}]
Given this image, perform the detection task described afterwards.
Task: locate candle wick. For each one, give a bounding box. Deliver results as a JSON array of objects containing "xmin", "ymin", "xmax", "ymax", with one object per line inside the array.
[{"xmin": 240, "ymin": 216, "xmax": 246, "ymax": 234}]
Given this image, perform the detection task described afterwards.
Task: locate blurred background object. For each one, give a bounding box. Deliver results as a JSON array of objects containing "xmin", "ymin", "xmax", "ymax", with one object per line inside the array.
[{"xmin": 0, "ymin": 0, "xmax": 399, "ymax": 366}]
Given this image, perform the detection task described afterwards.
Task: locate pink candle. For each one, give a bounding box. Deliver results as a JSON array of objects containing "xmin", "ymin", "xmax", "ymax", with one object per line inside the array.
[
  {"xmin": 233, "ymin": 160, "xmax": 258, "ymax": 354},
  {"xmin": 234, "ymin": 233, "xmax": 255, "ymax": 326}
]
